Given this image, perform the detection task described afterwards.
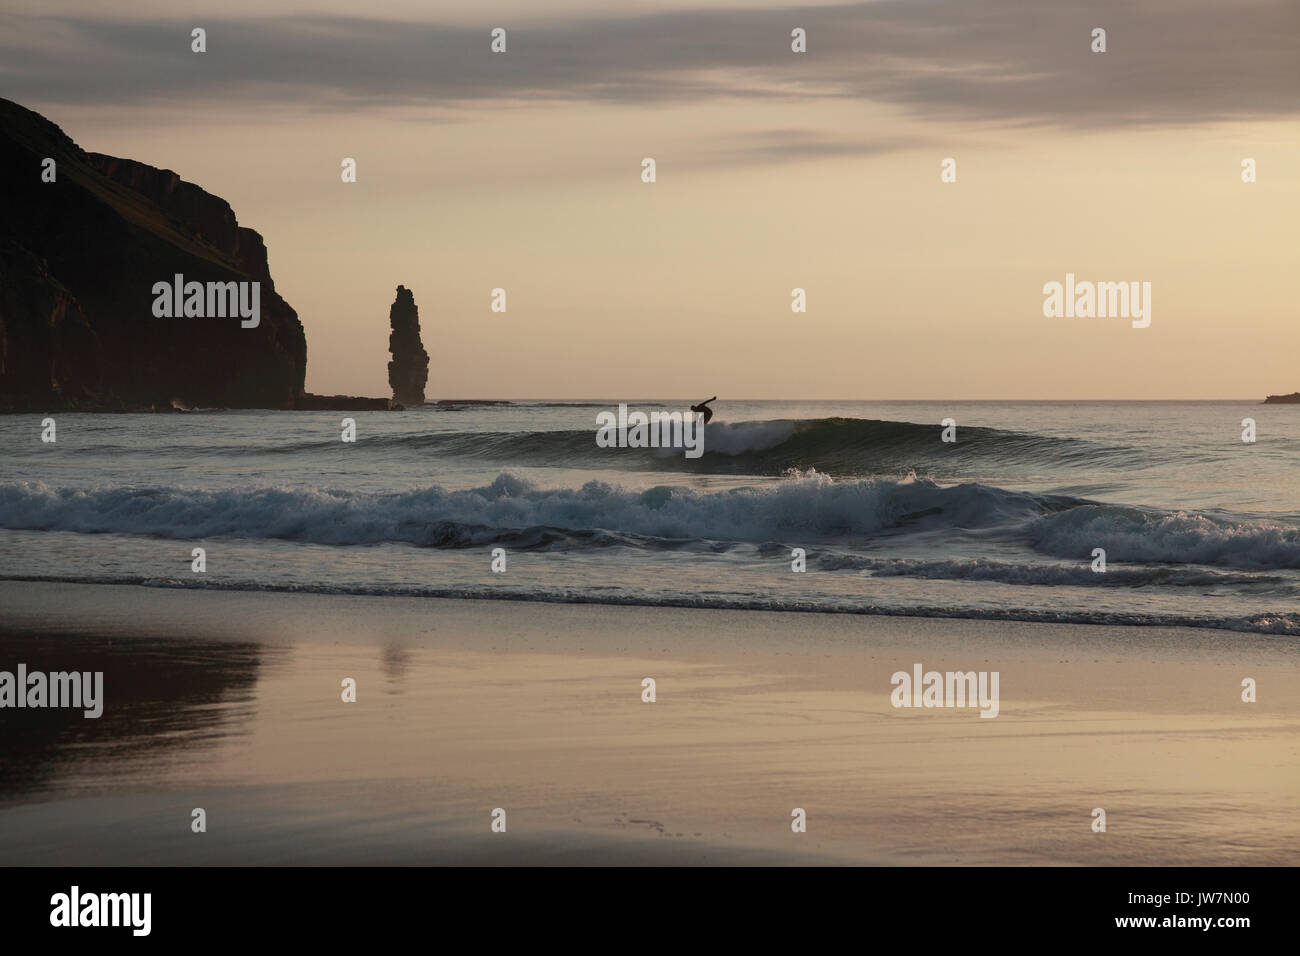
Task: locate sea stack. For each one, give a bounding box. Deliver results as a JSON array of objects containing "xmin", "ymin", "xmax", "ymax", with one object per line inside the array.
[{"xmin": 387, "ymin": 285, "xmax": 429, "ymax": 408}]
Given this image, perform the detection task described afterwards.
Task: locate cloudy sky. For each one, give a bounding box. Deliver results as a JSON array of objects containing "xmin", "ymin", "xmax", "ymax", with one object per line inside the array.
[{"xmin": 4, "ymin": 0, "xmax": 1298, "ymax": 398}]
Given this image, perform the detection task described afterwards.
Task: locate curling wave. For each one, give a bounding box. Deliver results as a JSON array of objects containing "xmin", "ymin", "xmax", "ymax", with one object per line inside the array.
[{"xmin": 65, "ymin": 417, "xmax": 1133, "ymax": 477}]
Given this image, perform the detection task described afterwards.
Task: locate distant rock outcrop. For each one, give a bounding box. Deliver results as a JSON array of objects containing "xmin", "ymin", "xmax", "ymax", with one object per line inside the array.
[
  {"xmin": 297, "ymin": 393, "xmax": 399, "ymax": 411},
  {"xmin": 387, "ymin": 285, "xmax": 429, "ymax": 407},
  {"xmin": 1263, "ymin": 393, "xmax": 1300, "ymax": 404},
  {"xmin": 0, "ymin": 97, "xmax": 307, "ymax": 410}
]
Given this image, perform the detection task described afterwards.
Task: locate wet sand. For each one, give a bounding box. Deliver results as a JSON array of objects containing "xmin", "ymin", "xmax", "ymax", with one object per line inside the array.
[{"xmin": 1, "ymin": 581, "xmax": 1297, "ymax": 865}]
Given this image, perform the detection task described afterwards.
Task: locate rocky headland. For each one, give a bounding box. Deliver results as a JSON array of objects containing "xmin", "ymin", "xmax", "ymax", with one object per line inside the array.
[{"xmin": 0, "ymin": 98, "xmax": 400, "ymax": 412}]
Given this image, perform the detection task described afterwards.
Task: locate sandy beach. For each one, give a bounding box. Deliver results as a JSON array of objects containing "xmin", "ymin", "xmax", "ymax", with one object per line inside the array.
[{"xmin": 1, "ymin": 580, "xmax": 1296, "ymax": 866}]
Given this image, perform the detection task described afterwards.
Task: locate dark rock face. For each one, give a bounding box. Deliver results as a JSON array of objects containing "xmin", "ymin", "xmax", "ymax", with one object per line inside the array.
[
  {"xmin": 1264, "ymin": 393, "xmax": 1300, "ymax": 404},
  {"xmin": 0, "ymin": 239, "xmax": 104, "ymax": 405},
  {"xmin": 387, "ymin": 285, "xmax": 429, "ymax": 407},
  {"xmin": 0, "ymin": 97, "xmax": 307, "ymax": 410},
  {"xmin": 297, "ymin": 393, "xmax": 398, "ymax": 411}
]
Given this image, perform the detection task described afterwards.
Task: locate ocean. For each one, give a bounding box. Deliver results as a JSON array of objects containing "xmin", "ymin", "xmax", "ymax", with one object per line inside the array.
[{"xmin": 2, "ymin": 400, "xmax": 1297, "ymax": 634}]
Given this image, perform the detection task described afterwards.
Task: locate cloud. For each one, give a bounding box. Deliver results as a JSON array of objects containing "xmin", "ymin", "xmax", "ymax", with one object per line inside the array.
[
  {"xmin": 1, "ymin": 1, "xmax": 1296, "ymax": 128},
  {"xmin": 700, "ymin": 129, "xmax": 931, "ymax": 165}
]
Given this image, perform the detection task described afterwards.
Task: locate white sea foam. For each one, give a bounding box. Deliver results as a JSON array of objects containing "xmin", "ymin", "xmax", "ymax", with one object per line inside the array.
[{"xmin": 4, "ymin": 472, "xmax": 1298, "ymax": 570}]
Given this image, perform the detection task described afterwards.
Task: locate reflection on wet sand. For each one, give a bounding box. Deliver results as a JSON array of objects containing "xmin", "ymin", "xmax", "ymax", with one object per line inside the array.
[
  {"xmin": 0, "ymin": 630, "xmax": 272, "ymax": 801},
  {"xmin": 380, "ymin": 642, "xmax": 412, "ymax": 690}
]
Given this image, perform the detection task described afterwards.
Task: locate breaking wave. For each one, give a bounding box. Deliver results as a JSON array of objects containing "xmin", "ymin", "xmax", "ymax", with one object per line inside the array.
[{"xmin": 2, "ymin": 471, "xmax": 1297, "ymax": 570}]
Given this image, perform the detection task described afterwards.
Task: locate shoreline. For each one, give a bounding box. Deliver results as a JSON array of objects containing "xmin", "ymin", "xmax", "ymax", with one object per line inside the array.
[{"xmin": 1, "ymin": 573, "xmax": 1294, "ymax": 636}]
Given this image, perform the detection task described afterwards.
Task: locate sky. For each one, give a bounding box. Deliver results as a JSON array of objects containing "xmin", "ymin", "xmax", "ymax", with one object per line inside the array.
[{"xmin": 3, "ymin": 0, "xmax": 1298, "ymax": 399}]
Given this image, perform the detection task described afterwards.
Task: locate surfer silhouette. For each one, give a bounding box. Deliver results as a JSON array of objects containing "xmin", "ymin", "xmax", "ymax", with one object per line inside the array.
[{"xmin": 690, "ymin": 396, "xmax": 717, "ymax": 425}]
